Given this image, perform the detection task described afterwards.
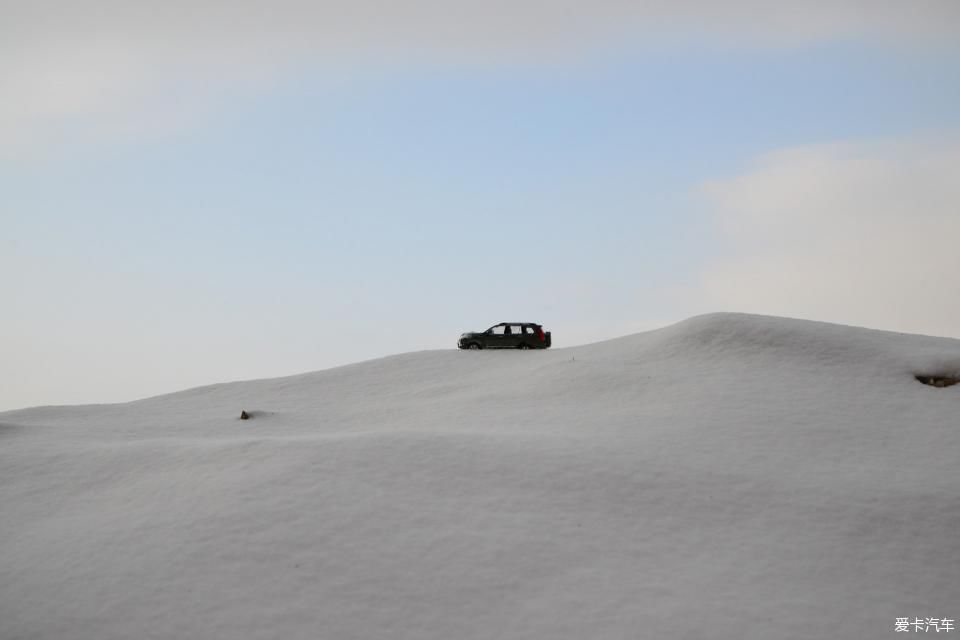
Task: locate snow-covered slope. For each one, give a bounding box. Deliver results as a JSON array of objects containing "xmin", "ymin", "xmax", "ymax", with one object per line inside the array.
[{"xmin": 2, "ymin": 313, "xmax": 959, "ymax": 639}]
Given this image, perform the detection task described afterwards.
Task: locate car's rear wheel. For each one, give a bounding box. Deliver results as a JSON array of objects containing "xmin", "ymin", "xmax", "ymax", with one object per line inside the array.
[{"xmin": 518, "ymin": 343, "xmax": 531, "ymax": 350}]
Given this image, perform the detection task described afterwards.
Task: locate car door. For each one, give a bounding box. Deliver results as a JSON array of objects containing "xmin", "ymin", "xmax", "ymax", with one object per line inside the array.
[
  {"xmin": 520, "ymin": 324, "xmax": 538, "ymax": 348},
  {"xmin": 502, "ymin": 324, "xmax": 524, "ymax": 349},
  {"xmin": 485, "ymin": 324, "xmax": 508, "ymax": 348}
]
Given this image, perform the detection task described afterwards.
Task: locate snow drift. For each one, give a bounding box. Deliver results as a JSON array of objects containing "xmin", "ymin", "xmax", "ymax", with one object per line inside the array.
[{"xmin": 2, "ymin": 313, "xmax": 958, "ymax": 639}]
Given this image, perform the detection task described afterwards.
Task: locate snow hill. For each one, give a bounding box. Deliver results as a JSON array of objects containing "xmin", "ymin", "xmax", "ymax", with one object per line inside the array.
[{"xmin": 2, "ymin": 313, "xmax": 959, "ymax": 639}]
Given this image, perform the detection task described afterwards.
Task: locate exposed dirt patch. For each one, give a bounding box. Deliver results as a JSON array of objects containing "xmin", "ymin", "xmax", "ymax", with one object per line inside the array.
[
  {"xmin": 915, "ymin": 374, "xmax": 959, "ymax": 388},
  {"xmin": 238, "ymin": 410, "xmax": 275, "ymax": 420}
]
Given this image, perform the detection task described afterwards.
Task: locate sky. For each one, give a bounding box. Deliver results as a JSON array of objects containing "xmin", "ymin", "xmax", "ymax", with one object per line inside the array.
[{"xmin": 2, "ymin": 0, "xmax": 960, "ymax": 410}]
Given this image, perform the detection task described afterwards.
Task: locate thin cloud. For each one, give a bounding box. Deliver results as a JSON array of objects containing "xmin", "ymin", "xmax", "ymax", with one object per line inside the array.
[
  {"xmin": 3, "ymin": 0, "xmax": 959, "ymax": 153},
  {"xmin": 696, "ymin": 134, "xmax": 960, "ymax": 338}
]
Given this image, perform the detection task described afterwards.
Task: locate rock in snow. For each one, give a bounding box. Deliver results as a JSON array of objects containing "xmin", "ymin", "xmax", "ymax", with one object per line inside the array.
[{"xmin": 1, "ymin": 313, "xmax": 959, "ymax": 639}]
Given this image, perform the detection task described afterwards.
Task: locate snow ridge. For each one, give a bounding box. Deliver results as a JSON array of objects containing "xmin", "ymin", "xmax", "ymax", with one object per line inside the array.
[{"xmin": 1, "ymin": 313, "xmax": 958, "ymax": 639}]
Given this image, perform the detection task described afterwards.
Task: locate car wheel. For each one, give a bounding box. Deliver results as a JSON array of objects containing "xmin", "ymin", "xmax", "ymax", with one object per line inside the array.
[
  {"xmin": 518, "ymin": 343, "xmax": 531, "ymax": 350},
  {"xmin": 468, "ymin": 343, "xmax": 481, "ymax": 350}
]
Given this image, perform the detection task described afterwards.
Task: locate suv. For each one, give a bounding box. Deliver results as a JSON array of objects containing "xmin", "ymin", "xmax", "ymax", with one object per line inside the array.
[{"xmin": 458, "ymin": 323, "xmax": 552, "ymax": 350}]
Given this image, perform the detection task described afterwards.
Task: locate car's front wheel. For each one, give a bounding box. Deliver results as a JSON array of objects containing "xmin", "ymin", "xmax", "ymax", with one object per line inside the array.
[{"xmin": 467, "ymin": 342, "xmax": 482, "ymax": 350}]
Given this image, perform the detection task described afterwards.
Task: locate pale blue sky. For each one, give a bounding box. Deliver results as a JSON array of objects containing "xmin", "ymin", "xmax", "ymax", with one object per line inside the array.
[{"xmin": 3, "ymin": 2, "xmax": 960, "ymax": 409}]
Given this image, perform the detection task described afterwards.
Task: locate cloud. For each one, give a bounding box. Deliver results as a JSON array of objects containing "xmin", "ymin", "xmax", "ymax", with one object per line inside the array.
[
  {"xmin": 3, "ymin": 0, "xmax": 959, "ymax": 154},
  {"xmin": 696, "ymin": 134, "xmax": 960, "ymax": 338}
]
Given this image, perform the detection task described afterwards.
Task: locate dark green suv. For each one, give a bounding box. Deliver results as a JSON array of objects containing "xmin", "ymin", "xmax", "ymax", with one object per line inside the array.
[{"xmin": 458, "ymin": 323, "xmax": 552, "ymax": 350}]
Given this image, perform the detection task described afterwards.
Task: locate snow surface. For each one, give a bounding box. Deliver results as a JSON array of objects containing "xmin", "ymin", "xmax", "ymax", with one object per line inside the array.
[{"xmin": 2, "ymin": 313, "xmax": 959, "ymax": 639}]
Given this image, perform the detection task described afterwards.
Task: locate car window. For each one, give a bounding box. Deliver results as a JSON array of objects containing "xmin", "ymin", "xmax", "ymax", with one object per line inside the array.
[
  {"xmin": 510, "ymin": 325, "xmax": 523, "ymax": 334},
  {"xmin": 523, "ymin": 326, "xmax": 535, "ymax": 334},
  {"xmin": 490, "ymin": 326, "xmax": 505, "ymax": 335}
]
